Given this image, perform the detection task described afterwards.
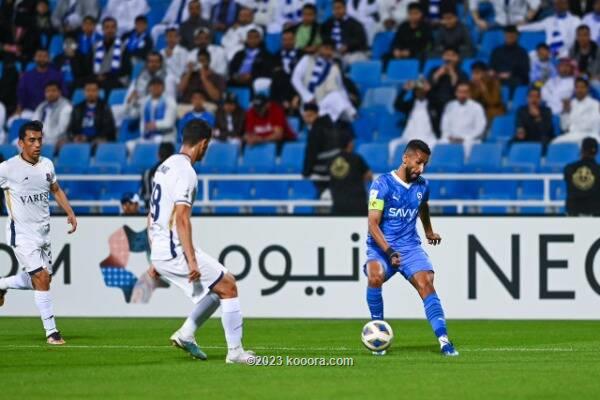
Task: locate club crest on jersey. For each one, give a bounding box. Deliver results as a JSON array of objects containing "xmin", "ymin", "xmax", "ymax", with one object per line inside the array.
[
  {"xmin": 417, "ymin": 192, "xmax": 423, "ymax": 200},
  {"xmin": 46, "ymin": 173, "xmax": 54, "ymax": 183}
]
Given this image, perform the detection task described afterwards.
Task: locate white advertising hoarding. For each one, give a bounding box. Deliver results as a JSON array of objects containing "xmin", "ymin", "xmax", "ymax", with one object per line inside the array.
[{"xmin": 1, "ymin": 217, "xmax": 599, "ymax": 319}]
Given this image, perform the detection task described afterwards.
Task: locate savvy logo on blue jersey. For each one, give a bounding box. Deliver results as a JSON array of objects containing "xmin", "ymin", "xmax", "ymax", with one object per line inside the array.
[{"xmin": 388, "ymin": 208, "xmax": 419, "ymax": 218}]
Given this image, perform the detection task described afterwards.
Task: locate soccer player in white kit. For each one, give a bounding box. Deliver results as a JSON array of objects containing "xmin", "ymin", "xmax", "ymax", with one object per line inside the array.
[
  {"xmin": 149, "ymin": 119, "xmax": 255, "ymax": 364},
  {"xmin": 0, "ymin": 121, "xmax": 78, "ymax": 345}
]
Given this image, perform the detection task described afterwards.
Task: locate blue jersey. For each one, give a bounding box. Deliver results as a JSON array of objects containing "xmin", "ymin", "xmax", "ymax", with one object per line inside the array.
[{"xmin": 367, "ymin": 172, "xmax": 430, "ymax": 251}]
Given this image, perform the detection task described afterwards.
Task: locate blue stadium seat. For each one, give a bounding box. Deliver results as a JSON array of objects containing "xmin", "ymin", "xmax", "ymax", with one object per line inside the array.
[
  {"xmin": 41, "ymin": 144, "xmax": 55, "ymax": 160},
  {"xmin": 352, "ymin": 115, "xmax": 375, "ymax": 142},
  {"xmin": 478, "ymin": 30, "xmax": 505, "ymax": 59},
  {"xmin": 125, "ymin": 143, "xmax": 159, "ymax": 173},
  {"xmin": 131, "ymin": 61, "xmax": 144, "ymax": 80},
  {"xmin": 287, "ymin": 116, "xmax": 300, "ymax": 134},
  {"xmin": 479, "ymin": 181, "xmax": 518, "ymax": 199},
  {"xmin": 93, "ymin": 143, "xmax": 127, "ymax": 174},
  {"xmin": 253, "ymin": 181, "xmax": 289, "ymax": 199},
  {"xmin": 552, "ymin": 114, "xmax": 562, "ymax": 137},
  {"xmin": 465, "ymin": 143, "xmax": 504, "ymax": 172},
  {"xmin": 519, "ymin": 31, "xmax": 546, "ymax": 52},
  {"xmin": 213, "ymin": 206, "xmax": 244, "ymax": 214},
  {"xmin": 542, "ymin": 143, "xmax": 579, "ymax": 172},
  {"xmin": 350, "ymin": 61, "xmax": 382, "ymax": 89},
  {"xmin": 371, "ymin": 31, "xmax": 394, "ymax": 60},
  {"xmin": 375, "ymin": 112, "xmax": 401, "ymax": 142},
  {"xmin": 49, "ymin": 35, "xmax": 64, "ymax": 58},
  {"xmin": 277, "ymin": 142, "xmax": 306, "ymax": 173},
  {"xmin": 504, "ymin": 142, "xmax": 542, "ymax": 172},
  {"xmin": 8, "ymin": 118, "xmax": 30, "ymax": 143},
  {"xmin": 363, "ymin": 87, "xmax": 398, "ymax": 114},
  {"xmin": 289, "ymin": 180, "xmax": 317, "ymax": 199},
  {"xmin": 488, "ymin": 114, "xmax": 516, "ymax": 142},
  {"xmin": 155, "ymin": 34, "xmax": 167, "ymax": 51},
  {"xmin": 250, "ymin": 206, "xmax": 280, "ymax": 215},
  {"xmin": 108, "ymin": 88, "xmax": 127, "ymax": 105},
  {"xmin": 118, "ymin": 118, "xmax": 141, "ymax": 142},
  {"xmin": 422, "ymin": 58, "xmax": 443, "ymax": 77},
  {"xmin": 501, "ymin": 85, "xmax": 511, "ymax": 104},
  {"xmin": 72, "ymin": 88, "xmax": 105, "ymax": 104},
  {"xmin": 55, "ymin": 143, "xmax": 91, "ymax": 174},
  {"xmin": 228, "ymin": 87, "xmax": 251, "ymax": 110},
  {"xmin": 426, "ymin": 144, "xmax": 465, "ymax": 172},
  {"xmin": 385, "ymin": 59, "xmax": 419, "ymax": 83},
  {"xmin": 0, "ymin": 144, "xmax": 18, "ymax": 159},
  {"xmin": 211, "ymin": 181, "xmax": 252, "ymax": 200},
  {"xmin": 357, "ymin": 143, "xmax": 388, "ymax": 173},
  {"xmin": 461, "ymin": 58, "xmax": 482, "ymax": 77},
  {"xmin": 509, "ymin": 86, "xmax": 528, "ymax": 112},
  {"xmin": 265, "ymin": 33, "xmax": 282, "ymax": 53},
  {"xmin": 201, "ymin": 142, "xmax": 239, "ymax": 173},
  {"xmin": 519, "ymin": 181, "xmax": 543, "ymax": 199},
  {"xmin": 550, "ymin": 180, "xmax": 567, "ymax": 200},
  {"xmin": 238, "ymin": 143, "xmax": 277, "ymax": 173}
]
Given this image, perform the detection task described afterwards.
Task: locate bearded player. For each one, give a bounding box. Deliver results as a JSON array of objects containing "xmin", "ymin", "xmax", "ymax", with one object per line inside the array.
[
  {"xmin": 0, "ymin": 121, "xmax": 77, "ymax": 345},
  {"xmin": 148, "ymin": 119, "xmax": 254, "ymax": 364},
  {"xmin": 365, "ymin": 139, "xmax": 458, "ymax": 356}
]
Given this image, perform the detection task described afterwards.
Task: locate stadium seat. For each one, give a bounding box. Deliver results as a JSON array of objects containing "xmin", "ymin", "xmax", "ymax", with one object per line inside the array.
[
  {"xmin": 519, "ymin": 181, "xmax": 544, "ymax": 199},
  {"xmin": 363, "ymin": 87, "xmax": 398, "ymax": 114},
  {"xmin": 118, "ymin": 118, "xmax": 141, "ymax": 142},
  {"xmin": 201, "ymin": 142, "xmax": 239, "ymax": 173},
  {"xmin": 422, "ymin": 58, "xmax": 443, "ymax": 77},
  {"xmin": 542, "ymin": 143, "xmax": 579, "ymax": 172},
  {"xmin": 155, "ymin": 34, "xmax": 167, "ymax": 51},
  {"xmin": 519, "ymin": 31, "xmax": 546, "ymax": 52},
  {"xmin": 465, "ymin": 143, "xmax": 504, "ymax": 172},
  {"xmin": 478, "ymin": 30, "xmax": 504, "ymax": 59},
  {"xmin": 488, "ymin": 114, "xmax": 516, "ymax": 143},
  {"xmin": 287, "ymin": 116, "xmax": 300, "ymax": 134},
  {"xmin": 125, "ymin": 143, "xmax": 159, "ymax": 173},
  {"xmin": 0, "ymin": 144, "xmax": 18, "ymax": 159},
  {"xmin": 289, "ymin": 180, "xmax": 317, "ymax": 199},
  {"xmin": 277, "ymin": 142, "xmax": 306, "ymax": 173},
  {"xmin": 385, "ymin": 59, "xmax": 419, "ymax": 83},
  {"xmin": 426, "ymin": 144, "xmax": 465, "ymax": 172},
  {"xmin": 72, "ymin": 88, "xmax": 105, "ymax": 104},
  {"xmin": 371, "ymin": 31, "xmax": 395, "ymax": 60},
  {"xmin": 504, "ymin": 142, "xmax": 542, "ymax": 172},
  {"xmin": 349, "ymin": 61, "xmax": 382, "ymax": 89},
  {"xmin": 49, "ymin": 35, "xmax": 64, "ymax": 58},
  {"xmin": 552, "ymin": 114, "xmax": 562, "ymax": 137},
  {"xmin": 238, "ymin": 143, "xmax": 277, "ymax": 173},
  {"xmin": 108, "ymin": 88, "xmax": 127, "ymax": 105},
  {"xmin": 131, "ymin": 61, "xmax": 144, "ymax": 80},
  {"xmin": 41, "ymin": 144, "xmax": 55, "ymax": 160},
  {"xmin": 253, "ymin": 181, "xmax": 289, "ymax": 199},
  {"xmin": 479, "ymin": 181, "xmax": 519, "ymax": 199},
  {"xmin": 352, "ymin": 115, "xmax": 375, "ymax": 142},
  {"xmin": 461, "ymin": 58, "xmax": 481, "ymax": 77},
  {"xmin": 550, "ymin": 180, "xmax": 567, "ymax": 200},
  {"xmin": 228, "ymin": 87, "xmax": 251, "ymax": 109},
  {"xmin": 250, "ymin": 206, "xmax": 281, "ymax": 215},
  {"xmin": 211, "ymin": 181, "xmax": 252, "ymax": 200},
  {"xmin": 509, "ymin": 86, "xmax": 528, "ymax": 112},
  {"xmin": 55, "ymin": 143, "xmax": 91, "ymax": 174},
  {"xmin": 265, "ymin": 33, "xmax": 282, "ymax": 53},
  {"xmin": 357, "ymin": 143, "xmax": 388, "ymax": 173},
  {"xmin": 375, "ymin": 112, "xmax": 402, "ymax": 142},
  {"xmin": 8, "ymin": 118, "xmax": 30, "ymax": 144},
  {"xmin": 93, "ymin": 143, "xmax": 127, "ymax": 174}
]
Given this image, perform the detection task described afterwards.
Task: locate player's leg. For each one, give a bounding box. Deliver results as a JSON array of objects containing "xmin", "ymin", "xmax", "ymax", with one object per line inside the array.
[
  {"xmin": 409, "ymin": 271, "xmax": 458, "ymax": 356},
  {"xmin": 0, "ymin": 272, "xmax": 33, "ymax": 306},
  {"xmin": 211, "ymin": 273, "xmax": 255, "ymax": 364},
  {"xmin": 30, "ymin": 267, "xmax": 64, "ymax": 345},
  {"xmin": 365, "ymin": 260, "xmax": 386, "ymax": 320}
]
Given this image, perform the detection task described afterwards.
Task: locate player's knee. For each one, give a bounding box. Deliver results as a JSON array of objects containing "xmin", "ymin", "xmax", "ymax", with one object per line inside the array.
[
  {"xmin": 417, "ymin": 281, "xmax": 435, "ymax": 298},
  {"xmin": 213, "ymin": 272, "xmax": 238, "ymax": 299},
  {"xmin": 368, "ymin": 273, "xmax": 385, "ymax": 288},
  {"xmin": 31, "ymin": 269, "xmax": 51, "ymax": 290}
]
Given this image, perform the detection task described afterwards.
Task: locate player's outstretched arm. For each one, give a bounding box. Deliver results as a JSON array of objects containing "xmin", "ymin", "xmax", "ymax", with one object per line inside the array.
[
  {"xmin": 419, "ymin": 201, "xmax": 441, "ymax": 245},
  {"xmin": 368, "ymin": 209, "xmax": 400, "ymax": 266},
  {"xmin": 174, "ymin": 204, "xmax": 200, "ymax": 282},
  {"xmin": 50, "ymin": 181, "xmax": 77, "ymax": 234}
]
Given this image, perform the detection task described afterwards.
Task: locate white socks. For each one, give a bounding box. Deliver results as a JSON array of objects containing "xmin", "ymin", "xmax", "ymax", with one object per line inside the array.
[
  {"xmin": 179, "ymin": 292, "xmax": 221, "ymax": 340},
  {"xmin": 221, "ymin": 297, "xmax": 243, "ymax": 351},
  {"xmin": 0, "ymin": 272, "xmax": 33, "ymax": 290},
  {"xmin": 438, "ymin": 335, "xmax": 450, "ymax": 349},
  {"xmin": 34, "ymin": 291, "xmax": 57, "ymax": 337}
]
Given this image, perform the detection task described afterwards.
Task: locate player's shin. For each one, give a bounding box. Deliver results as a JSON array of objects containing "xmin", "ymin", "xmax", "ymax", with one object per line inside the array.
[
  {"xmin": 34, "ymin": 290, "xmax": 58, "ymax": 337},
  {"xmin": 220, "ymin": 297, "xmax": 243, "ymax": 350},
  {"xmin": 0, "ymin": 272, "xmax": 33, "ymax": 290},
  {"xmin": 366, "ymin": 286, "xmax": 384, "ymax": 320},
  {"xmin": 423, "ymin": 292, "xmax": 449, "ymax": 346},
  {"xmin": 179, "ymin": 292, "xmax": 220, "ymax": 339}
]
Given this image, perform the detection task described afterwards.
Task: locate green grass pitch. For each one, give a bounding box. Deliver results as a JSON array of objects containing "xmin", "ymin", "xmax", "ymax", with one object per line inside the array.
[{"xmin": 1, "ymin": 318, "xmax": 599, "ymax": 399}]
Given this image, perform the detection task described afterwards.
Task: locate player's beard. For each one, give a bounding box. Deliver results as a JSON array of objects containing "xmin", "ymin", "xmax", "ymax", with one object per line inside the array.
[{"xmin": 406, "ymin": 166, "xmax": 419, "ymax": 182}]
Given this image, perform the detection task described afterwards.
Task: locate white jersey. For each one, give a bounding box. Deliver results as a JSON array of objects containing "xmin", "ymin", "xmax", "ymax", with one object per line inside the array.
[
  {"xmin": 149, "ymin": 154, "xmax": 198, "ymax": 261},
  {"xmin": 0, "ymin": 155, "xmax": 56, "ymax": 247}
]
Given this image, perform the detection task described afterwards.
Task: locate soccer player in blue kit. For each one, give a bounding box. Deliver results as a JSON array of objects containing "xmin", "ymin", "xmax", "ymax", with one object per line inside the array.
[{"xmin": 365, "ymin": 139, "xmax": 458, "ymax": 356}]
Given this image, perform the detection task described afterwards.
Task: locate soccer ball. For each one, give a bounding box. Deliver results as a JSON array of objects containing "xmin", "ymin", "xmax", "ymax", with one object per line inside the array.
[{"xmin": 361, "ymin": 320, "xmax": 394, "ymax": 352}]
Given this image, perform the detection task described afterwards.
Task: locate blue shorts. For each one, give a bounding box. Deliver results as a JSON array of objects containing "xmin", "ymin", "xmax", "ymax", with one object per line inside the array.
[{"xmin": 364, "ymin": 246, "xmax": 433, "ymax": 281}]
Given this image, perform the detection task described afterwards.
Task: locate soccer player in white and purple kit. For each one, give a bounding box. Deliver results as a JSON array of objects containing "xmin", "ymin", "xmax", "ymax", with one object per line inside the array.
[{"xmin": 365, "ymin": 140, "xmax": 458, "ymax": 356}]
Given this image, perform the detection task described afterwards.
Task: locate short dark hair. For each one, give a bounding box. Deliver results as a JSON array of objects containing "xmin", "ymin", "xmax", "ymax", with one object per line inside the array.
[
  {"xmin": 333, "ymin": 0, "xmax": 346, "ymax": 5},
  {"xmin": 303, "ymin": 3, "xmax": 317, "ymax": 12},
  {"xmin": 135, "ymin": 15, "xmax": 148, "ymax": 23},
  {"xmin": 471, "ymin": 61, "xmax": 488, "ymax": 72},
  {"xmin": 321, "ymin": 38, "xmax": 336, "ymax": 48},
  {"xmin": 528, "ymin": 87, "xmax": 542, "ymax": 96},
  {"xmin": 182, "ymin": 119, "xmax": 212, "ymax": 145},
  {"xmin": 45, "ymin": 80, "xmax": 61, "ymax": 91},
  {"xmin": 408, "ymin": 2, "xmax": 423, "ymax": 12},
  {"xmin": 576, "ymin": 24, "xmax": 590, "ymax": 33},
  {"xmin": 102, "ymin": 16, "xmax": 117, "ymax": 26},
  {"xmin": 83, "ymin": 15, "xmax": 96, "ymax": 24},
  {"xmin": 19, "ymin": 120, "xmax": 44, "ymax": 140},
  {"xmin": 166, "ymin": 26, "xmax": 178, "ymax": 34},
  {"xmin": 404, "ymin": 139, "xmax": 431, "ymax": 155},
  {"xmin": 147, "ymin": 51, "xmax": 163, "ymax": 62},
  {"xmin": 191, "ymin": 89, "xmax": 206, "ymax": 98},
  {"xmin": 582, "ymin": 137, "xmax": 598, "ymax": 156},
  {"xmin": 575, "ymin": 77, "xmax": 590, "ymax": 87},
  {"xmin": 504, "ymin": 25, "xmax": 518, "ymax": 34},
  {"xmin": 536, "ymin": 43, "xmax": 550, "ymax": 50},
  {"xmin": 83, "ymin": 78, "xmax": 99, "ymax": 88},
  {"xmin": 158, "ymin": 142, "xmax": 175, "ymax": 161},
  {"xmin": 148, "ymin": 77, "xmax": 164, "ymax": 86},
  {"xmin": 197, "ymin": 49, "xmax": 211, "ymax": 61}
]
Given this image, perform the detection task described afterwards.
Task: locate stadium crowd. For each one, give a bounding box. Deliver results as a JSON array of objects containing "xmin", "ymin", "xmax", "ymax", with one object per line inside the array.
[{"xmin": 0, "ymin": 0, "xmax": 599, "ymax": 214}]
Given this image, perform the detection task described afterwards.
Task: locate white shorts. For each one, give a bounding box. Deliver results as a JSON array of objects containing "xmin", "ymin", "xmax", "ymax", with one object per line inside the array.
[
  {"xmin": 13, "ymin": 242, "xmax": 53, "ymax": 275},
  {"xmin": 152, "ymin": 248, "xmax": 227, "ymax": 304}
]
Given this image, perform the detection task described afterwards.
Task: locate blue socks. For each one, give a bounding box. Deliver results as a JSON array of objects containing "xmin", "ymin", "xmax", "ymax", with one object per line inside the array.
[
  {"xmin": 366, "ymin": 287, "xmax": 384, "ymax": 320},
  {"xmin": 423, "ymin": 292, "xmax": 448, "ymax": 338}
]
